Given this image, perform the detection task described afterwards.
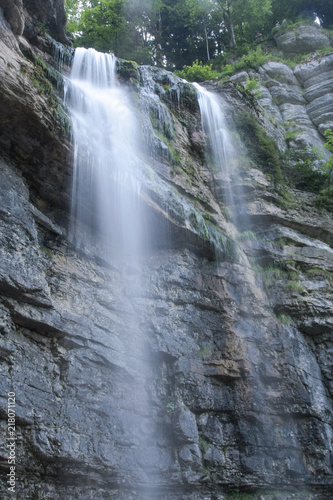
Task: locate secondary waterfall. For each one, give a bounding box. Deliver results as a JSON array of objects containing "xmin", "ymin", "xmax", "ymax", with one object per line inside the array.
[
  {"xmin": 193, "ymin": 83, "xmax": 248, "ymax": 227},
  {"xmin": 65, "ymin": 47, "xmax": 142, "ymax": 260}
]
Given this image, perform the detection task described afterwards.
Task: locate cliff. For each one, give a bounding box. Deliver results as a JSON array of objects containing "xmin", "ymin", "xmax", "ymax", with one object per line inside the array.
[{"xmin": 0, "ymin": 2, "xmax": 333, "ymax": 499}]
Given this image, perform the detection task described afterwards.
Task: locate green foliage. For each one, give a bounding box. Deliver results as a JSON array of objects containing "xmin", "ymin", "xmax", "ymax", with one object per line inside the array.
[
  {"xmin": 220, "ymin": 64, "xmax": 234, "ymax": 76},
  {"xmin": 166, "ymin": 401, "xmax": 175, "ymax": 413},
  {"xmin": 305, "ymin": 268, "xmax": 333, "ymax": 280},
  {"xmin": 221, "ymin": 206, "xmax": 232, "ymax": 222},
  {"xmin": 262, "ymin": 267, "xmax": 286, "ymax": 286},
  {"xmin": 236, "ymin": 230, "xmax": 257, "ymax": 241},
  {"xmin": 285, "ymin": 281, "xmax": 305, "ymax": 293},
  {"xmin": 236, "ymin": 77, "xmax": 262, "ymax": 105},
  {"xmin": 234, "ymin": 47, "xmax": 269, "ymax": 71},
  {"xmin": 198, "ymin": 435, "xmax": 210, "ymax": 453},
  {"xmin": 277, "ymin": 313, "xmax": 292, "ymax": 324},
  {"xmin": 198, "ymin": 346, "xmax": 212, "ymax": 359},
  {"xmin": 236, "ymin": 112, "xmax": 283, "ymax": 186},
  {"xmin": 272, "ymin": 0, "xmax": 333, "ymax": 30},
  {"xmin": 316, "ymin": 185, "xmax": 333, "ymax": 210},
  {"xmin": 276, "ymin": 190, "xmax": 297, "ymax": 210},
  {"xmin": 254, "ymin": 265, "xmax": 286, "ymax": 287},
  {"xmin": 175, "ymin": 60, "xmax": 219, "ymax": 82},
  {"xmin": 63, "ymin": 0, "xmax": 333, "ymax": 71},
  {"xmin": 282, "ymin": 120, "xmax": 301, "ymax": 145},
  {"xmin": 35, "ymin": 21, "xmax": 49, "ymax": 35},
  {"xmin": 283, "ymin": 129, "xmax": 333, "ymax": 209},
  {"xmin": 243, "ymin": 77, "xmax": 262, "ymax": 97},
  {"xmin": 322, "ymin": 129, "xmax": 333, "ymax": 180}
]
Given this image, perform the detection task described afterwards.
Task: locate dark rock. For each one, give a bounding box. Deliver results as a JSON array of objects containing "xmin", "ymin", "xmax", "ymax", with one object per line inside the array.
[{"xmin": 0, "ymin": 8, "xmax": 333, "ymax": 500}]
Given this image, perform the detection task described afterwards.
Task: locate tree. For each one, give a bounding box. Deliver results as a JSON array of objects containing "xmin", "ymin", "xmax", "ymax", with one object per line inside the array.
[
  {"xmin": 271, "ymin": 0, "xmax": 333, "ymax": 28},
  {"xmin": 64, "ymin": 0, "xmax": 274, "ymax": 67},
  {"xmin": 64, "ymin": 0, "xmax": 87, "ymax": 34},
  {"xmin": 214, "ymin": 0, "xmax": 272, "ymax": 49},
  {"xmin": 214, "ymin": 0, "xmax": 236, "ymax": 48}
]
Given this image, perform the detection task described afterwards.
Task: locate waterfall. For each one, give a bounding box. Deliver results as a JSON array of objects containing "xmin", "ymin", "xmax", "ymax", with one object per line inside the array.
[
  {"xmin": 65, "ymin": 48, "xmax": 163, "ymax": 496},
  {"xmin": 193, "ymin": 83, "xmax": 248, "ymax": 228},
  {"xmin": 65, "ymin": 47, "xmax": 143, "ymax": 261}
]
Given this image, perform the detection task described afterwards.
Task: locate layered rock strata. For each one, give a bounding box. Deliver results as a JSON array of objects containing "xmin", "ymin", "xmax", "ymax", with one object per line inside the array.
[{"xmin": 0, "ymin": 4, "xmax": 333, "ymax": 500}]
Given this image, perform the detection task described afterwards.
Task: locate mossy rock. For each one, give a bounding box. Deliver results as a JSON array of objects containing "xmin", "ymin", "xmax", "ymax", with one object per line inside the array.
[{"xmin": 116, "ymin": 59, "xmax": 138, "ymax": 81}]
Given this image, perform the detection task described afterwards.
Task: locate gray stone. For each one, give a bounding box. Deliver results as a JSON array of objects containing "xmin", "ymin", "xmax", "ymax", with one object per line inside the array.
[
  {"xmin": 0, "ymin": 9, "xmax": 333, "ymax": 500},
  {"xmin": 274, "ymin": 24, "xmax": 330, "ymax": 55}
]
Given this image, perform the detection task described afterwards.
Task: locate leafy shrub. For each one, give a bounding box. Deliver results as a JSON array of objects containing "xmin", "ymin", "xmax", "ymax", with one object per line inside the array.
[
  {"xmin": 244, "ymin": 77, "xmax": 262, "ymax": 98},
  {"xmin": 237, "ymin": 77, "xmax": 262, "ymax": 102},
  {"xmin": 234, "ymin": 47, "xmax": 269, "ymax": 71},
  {"xmin": 220, "ymin": 63, "xmax": 234, "ymax": 77},
  {"xmin": 175, "ymin": 60, "xmax": 219, "ymax": 82}
]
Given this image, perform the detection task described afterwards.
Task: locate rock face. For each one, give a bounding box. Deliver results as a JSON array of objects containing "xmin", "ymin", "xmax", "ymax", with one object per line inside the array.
[
  {"xmin": 0, "ymin": 0, "xmax": 69, "ymax": 43},
  {"xmin": 274, "ymin": 24, "xmax": 331, "ymax": 56},
  {"xmin": 231, "ymin": 54, "xmax": 333, "ymax": 154},
  {"xmin": 0, "ymin": 5, "xmax": 333, "ymax": 500}
]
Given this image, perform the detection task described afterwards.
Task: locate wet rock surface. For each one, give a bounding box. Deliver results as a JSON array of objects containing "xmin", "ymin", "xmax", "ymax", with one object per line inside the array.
[{"xmin": 0, "ymin": 5, "xmax": 333, "ymax": 500}]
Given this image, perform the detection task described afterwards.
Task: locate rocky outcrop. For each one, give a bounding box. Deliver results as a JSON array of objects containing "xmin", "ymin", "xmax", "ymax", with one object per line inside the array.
[
  {"xmin": 0, "ymin": 0, "xmax": 69, "ymax": 43},
  {"xmin": 0, "ymin": 6, "xmax": 333, "ymax": 500},
  {"xmin": 231, "ymin": 53, "xmax": 333, "ymax": 156},
  {"xmin": 273, "ymin": 24, "xmax": 331, "ymax": 56}
]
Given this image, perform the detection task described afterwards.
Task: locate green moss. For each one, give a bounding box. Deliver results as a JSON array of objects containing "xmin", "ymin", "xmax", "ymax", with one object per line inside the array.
[
  {"xmin": 235, "ymin": 112, "xmax": 283, "ymax": 186},
  {"xmin": 198, "ymin": 346, "xmax": 212, "ymax": 360},
  {"xmin": 198, "ymin": 435, "xmax": 211, "ymax": 453},
  {"xmin": 305, "ymin": 268, "xmax": 333, "ymax": 279},
  {"xmin": 189, "ymin": 210, "xmax": 238, "ymax": 261},
  {"xmin": 221, "ymin": 206, "xmax": 232, "ymax": 222},
  {"xmin": 286, "ymin": 281, "xmax": 305, "ymax": 293},
  {"xmin": 277, "ymin": 313, "xmax": 292, "ymax": 325},
  {"xmin": 116, "ymin": 59, "xmax": 138, "ymax": 81},
  {"xmin": 40, "ymin": 245, "xmax": 54, "ymax": 257},
  {"xmin": 166, "ymin": 401, "xmax": 175, "ymax": 414},
  {"xmin": 275, "ymin": 190, "xmax": 297, "ymax": 210},
  {"xmin": 255, "ymin": 265, "xmax": 286, "ymax": 288},
  {"xmin": 236, "ymin": 230, "xmax": 257, "ymax": 242}
]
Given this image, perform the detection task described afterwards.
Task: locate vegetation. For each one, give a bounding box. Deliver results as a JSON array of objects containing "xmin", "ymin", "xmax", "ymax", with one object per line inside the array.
[
  {"xmin": 175, "ymin": 60, "xmax": 219, "ymax": 82},
  {"xmin": 236, "ymin": 230, "xmax": 257, "ymax": 241},
  {"xmin": 63, "ymin": 2, "xmax": 333, "ymax": 212},
  {"xmin": 64, "ymin": 0, "xmax": 333, "ymax": 69},
  {"xmin": 277, "ymin": 313, "xmax": 292, "ymax": 324},
  {"xmin": 285, "ymin": 281, "xmax": 305, "ymax": 293},
  {"xmin": 235, "ymin": 111, "xmax": 283, "ymax": 186}
]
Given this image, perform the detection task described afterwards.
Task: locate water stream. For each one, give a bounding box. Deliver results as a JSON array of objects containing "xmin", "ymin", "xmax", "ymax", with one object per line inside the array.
[
  {"xmin": 65, "ymin": 47, "xmax": 162, "ymax": 496},
  {"xmin": 193, "ymin": 82, "xmax": 249, "ymax": 229},
  {"xmin": 65, "ymin": 47, "xmax": 143, "ymax": 261}
]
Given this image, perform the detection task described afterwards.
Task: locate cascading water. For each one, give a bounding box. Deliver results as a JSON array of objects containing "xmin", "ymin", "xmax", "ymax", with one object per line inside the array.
[
  {"xmin": 193, "ymin": 83, "xmax": 248, "ymax": 227},
  {"xmin": 66, "ymin": 47, "xmax": 142, "ymax": 261},
  {"xmin": 65, "ymin": 48, "xmax": 163, "ymax": 496}
]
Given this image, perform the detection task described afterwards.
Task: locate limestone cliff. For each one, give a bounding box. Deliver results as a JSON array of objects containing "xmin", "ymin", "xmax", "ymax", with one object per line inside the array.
[{"xmin": 0, "ymin": 3, "xmax": 333, "ymax": 500}]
